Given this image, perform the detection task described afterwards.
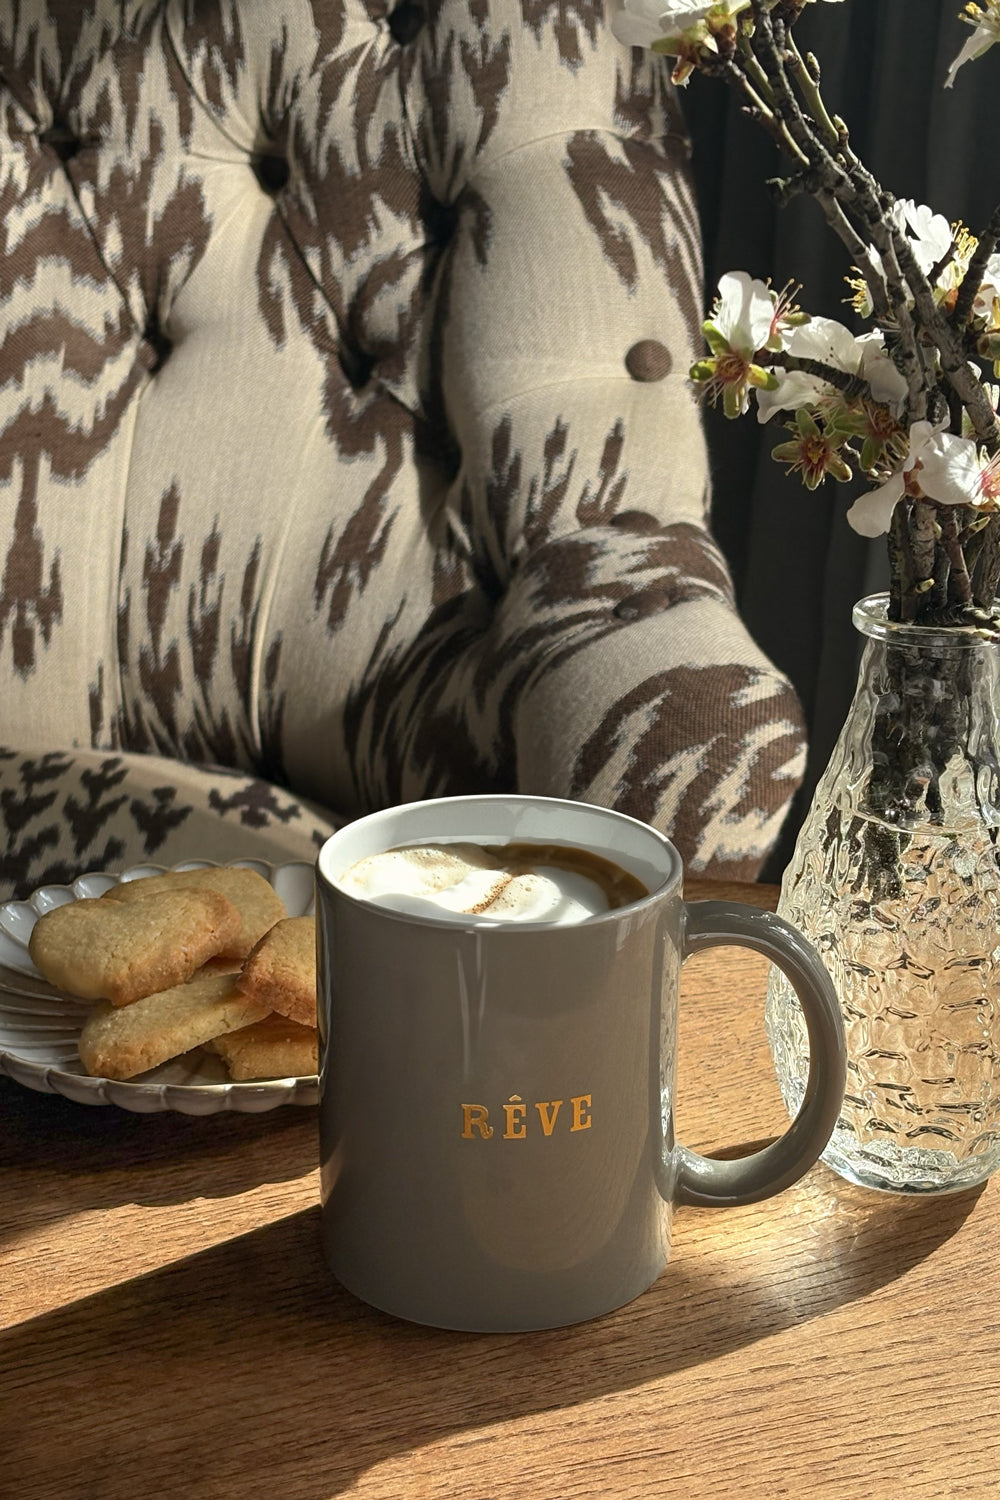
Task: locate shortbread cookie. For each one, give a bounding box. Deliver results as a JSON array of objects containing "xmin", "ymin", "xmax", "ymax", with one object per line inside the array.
[
  {"xmin": 237, "ymin": 916, "xmax": 316, "ymax": 1025},
  {"xmin": 200, "ymin": 956, "xmax": 244, "ymax": 976},
  {"xmin": 205, "ymin": 1014, "xmax": 319, "ymax": 1081},
  {"xmin": 78, "ymin": 968, "xmax": 272, "ymax": 1080},
  {"xmin": 29, "ymin": 889, "xmax": 242, "ymax": 1006},
  {"xmin": 103, "ymin": 866, "xmax": 287, "ymax": 959}
]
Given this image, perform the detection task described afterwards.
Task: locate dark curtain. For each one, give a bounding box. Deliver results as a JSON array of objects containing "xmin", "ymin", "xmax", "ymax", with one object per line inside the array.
[{"xmin": 681, "ymin": 1, "xmax": 1000, "ymax": 877}]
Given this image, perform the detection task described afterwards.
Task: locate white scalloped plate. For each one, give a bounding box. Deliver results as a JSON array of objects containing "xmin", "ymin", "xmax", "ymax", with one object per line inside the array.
[{"xmin": 0, "ymin": 859, "xmax": 319, "ymax": 1114}]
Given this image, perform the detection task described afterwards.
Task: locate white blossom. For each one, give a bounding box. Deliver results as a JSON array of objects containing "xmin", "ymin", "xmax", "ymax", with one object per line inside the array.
[
  {"xmin": 711, "ymin": 270, "xmax": 776, "ymax": 355},
  {"xmin": 894, "ymin": 200, "xmax": 954, "ymax": 278},
  {"xmin": 611, "ymin": 0, "xmax": 844, "ymax": 48},
  {"xmin": 856, "ymin": 333, "xmax": 910, "ymax": 405},
  {"xmin": 851, "ymin": 201, "xmax": 972, "ymax": 313},
  {"xmin": 610, "ymin": 0, "xmax": 749, "ymax": 50},
  {"xmin": 756, "ymin": 368, "xmax": 828, "ymax": 424},
  {"xmin": 756, "ymin": 318, "xmax": 907, "ymax": 424},
  {"xmin": 692, "ymin": 272, "xmax": 781, "ymax": 416},
  {"xmin": 915, "ymin": 427, "xmax": 987, "ymax": 505},
  {"xmin": 975, "ymin": 252, "xmax": 1000, "ymax": 321},
  {"xmin": 946, "ymin": 1, "xmax": 1000, "ymax": 88},
  {"xmin": 846, "ymin": 422, "xmax": 983, "ymax": 537}
]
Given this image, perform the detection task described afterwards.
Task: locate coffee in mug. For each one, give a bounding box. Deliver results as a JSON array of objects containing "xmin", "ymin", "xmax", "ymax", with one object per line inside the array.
[
  {"xmin": 335, "ymin": 840, "xmax": 648, "ymax": 922},
  {"xmin": 316, "ymin": 795, "xmax": 846, "ymax": 1333}
]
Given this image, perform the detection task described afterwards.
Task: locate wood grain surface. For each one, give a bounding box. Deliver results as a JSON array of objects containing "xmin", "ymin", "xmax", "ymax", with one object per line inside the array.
[{"xmin": 1, "ymin": 878, "xmax": 996, "ymax": 1500}]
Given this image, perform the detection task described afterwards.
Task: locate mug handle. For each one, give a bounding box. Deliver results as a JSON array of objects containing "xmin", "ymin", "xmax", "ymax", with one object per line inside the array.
[{"xmin": 673, "ymin": 900, "xmax": 846, "ymax": 1208}]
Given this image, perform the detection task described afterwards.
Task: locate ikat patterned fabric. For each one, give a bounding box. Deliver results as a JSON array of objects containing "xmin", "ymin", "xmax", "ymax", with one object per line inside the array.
[{"xmin": 0, "ymin": 0, "xmax": 807, "ymax": 900}]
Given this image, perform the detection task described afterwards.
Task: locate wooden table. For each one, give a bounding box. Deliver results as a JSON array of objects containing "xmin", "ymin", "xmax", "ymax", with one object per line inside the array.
[{"xmin": 2, "ymin": 879, "xmax": 996, "ymax": 1500}]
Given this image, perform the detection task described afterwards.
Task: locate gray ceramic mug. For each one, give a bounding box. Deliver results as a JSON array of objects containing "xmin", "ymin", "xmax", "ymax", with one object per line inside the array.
[{"xmin": 316, "ymin": 795, "xmax": 845, "ymax": 1332}]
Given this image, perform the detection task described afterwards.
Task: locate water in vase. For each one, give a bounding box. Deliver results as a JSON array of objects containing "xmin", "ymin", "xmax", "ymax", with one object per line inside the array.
[
  {"xmin": 765, "ymin": 595, "xmax": 1000, "ymax": 1193},
  {"xmin": 767, "ymin": 806, "xmax": 1000, "ymax": 1193}
]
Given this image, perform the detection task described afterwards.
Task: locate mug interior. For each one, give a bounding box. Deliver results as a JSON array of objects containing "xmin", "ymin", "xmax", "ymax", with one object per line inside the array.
[{"xmin": 316, "ymin": 794, "xmax": 680, "ymax": 912}]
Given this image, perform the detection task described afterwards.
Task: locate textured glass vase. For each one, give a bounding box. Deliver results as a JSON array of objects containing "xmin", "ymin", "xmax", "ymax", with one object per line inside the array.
[{"xmin": 765, "ymin": 593, "xmax": 1000, "ymax": 1193}]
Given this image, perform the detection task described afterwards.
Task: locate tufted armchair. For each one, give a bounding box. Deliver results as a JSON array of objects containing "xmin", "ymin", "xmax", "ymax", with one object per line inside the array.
[{"xmin": 0, "ymin": 0, "xmax": 807, "ymax": 901}]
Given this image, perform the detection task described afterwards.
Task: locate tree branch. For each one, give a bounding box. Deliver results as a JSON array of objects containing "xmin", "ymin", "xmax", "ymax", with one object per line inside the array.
[
  {"xmin": 765, "ymin": 350, "xmax": 867, "ymax": 398},
  {"xmin": 939, "ymin": 505, "xmax": 973, "ymax": 608},
  {"xmin": 786, "ymin": 34, "xmax": 840, "ymax": 149},
  {"xmin": 970, "ymin": 514, "xmax": 1000, "ymax": 606},
  {"xmin": 952, "ymin": 200, "xmax": 1000, "ymax": 332}
]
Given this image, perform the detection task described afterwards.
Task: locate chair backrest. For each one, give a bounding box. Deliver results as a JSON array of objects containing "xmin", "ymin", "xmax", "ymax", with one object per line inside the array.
[{"xmin": 1, "ymin": 0, "xmax": 806, "ymax": 883}]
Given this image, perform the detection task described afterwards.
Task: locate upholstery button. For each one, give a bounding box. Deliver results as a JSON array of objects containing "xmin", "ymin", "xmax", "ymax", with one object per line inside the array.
[
  {"xmin": 252, "ymin": 155, "xmax": 290, "ymax": 194},
  {"xmin": 339, "ymin": 342, "xmax": 374, "ymax": 391},
  {"xmin": 625, "ymin": 339, "xmax": 672, "ymax": 382},
  {"xmin": 139, "ymin": 315, "xmax": 172, "ymax": 374},
  {"xmin": 613, "ymin": 584, "xmax": 675, "ymax": 621},
  {"xmin": 39, "ymin": 124, "xmax": 80, "ymax": 164},
  {"xmin": 424, "ymin": 195, "xmax": 458, "ymax": 246},
  {"xmin": 388, "ymin": 2, "xmax": 425, "ymax": 44}
]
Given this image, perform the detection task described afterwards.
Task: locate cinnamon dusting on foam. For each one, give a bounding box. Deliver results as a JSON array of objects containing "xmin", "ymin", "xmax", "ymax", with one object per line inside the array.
[
  {"xmin": 487, "ymin": 843, "xmax": 648, "ymax": 910},
  {"xmin": 337, "ymin": 840, "xmax": 648, "ymax": 923}
]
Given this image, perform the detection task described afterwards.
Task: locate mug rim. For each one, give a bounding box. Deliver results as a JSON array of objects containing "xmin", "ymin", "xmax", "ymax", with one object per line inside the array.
[{"xmin": 315, "ymin": 793, "xmax": 682, "ymax": 931}]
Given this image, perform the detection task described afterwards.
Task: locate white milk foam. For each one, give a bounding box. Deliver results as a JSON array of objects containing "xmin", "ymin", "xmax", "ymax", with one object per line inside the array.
[{"xmin": 335, "ymin": 842, "xmax": 610, "ymax": 925}]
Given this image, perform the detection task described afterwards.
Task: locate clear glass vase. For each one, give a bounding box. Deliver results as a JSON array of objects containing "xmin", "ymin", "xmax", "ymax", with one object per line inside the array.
[{"xmin": 765, "ymin": 592, "xmax": 1000, "ymax": 1193}]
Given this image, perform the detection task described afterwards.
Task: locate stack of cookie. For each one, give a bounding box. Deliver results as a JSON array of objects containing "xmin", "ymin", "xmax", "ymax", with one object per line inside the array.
[{"xmin": 28, "ymin": 867, "xmax": 318, "ymax": 1082}]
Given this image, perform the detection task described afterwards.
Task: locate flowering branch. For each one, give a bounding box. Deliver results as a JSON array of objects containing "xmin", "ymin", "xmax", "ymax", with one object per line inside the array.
[
  {"xmin": 952, "ymin": 200, "xmax": 1000, "ymax": 331},
  {"xmin": 612, "ymin": 0, "xmax": 1000, "ymax": 627},
  {"xmin": 767, "ymin": 351, "xmax": 864, "ymax": 397}
]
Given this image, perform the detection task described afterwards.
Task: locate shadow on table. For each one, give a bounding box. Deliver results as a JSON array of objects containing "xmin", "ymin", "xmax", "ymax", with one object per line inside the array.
[
  {"xmin": 0, "ymin": 1079, "xmax": 317, "ymax": 1246},
  {"xmin": 0, "ymin": 1163, "xmax": 983, "ymax": 1498}
]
